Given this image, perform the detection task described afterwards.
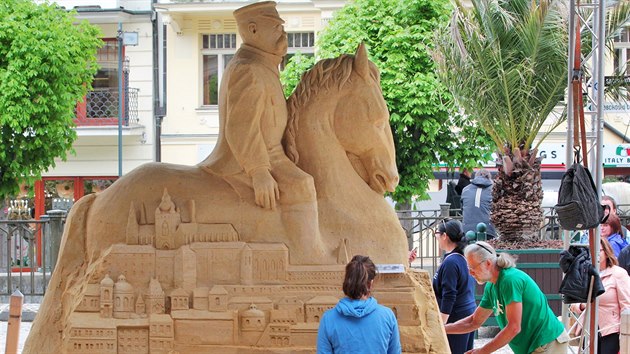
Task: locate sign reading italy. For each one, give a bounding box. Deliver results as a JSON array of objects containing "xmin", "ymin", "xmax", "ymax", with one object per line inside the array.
[{"xmin": 604, "ymin": 144, "xmax": 630, "ymax": 166}]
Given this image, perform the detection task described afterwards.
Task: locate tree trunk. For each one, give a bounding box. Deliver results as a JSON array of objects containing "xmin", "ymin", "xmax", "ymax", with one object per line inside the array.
[{"xmin": 491, "ymin": 149, "xmax": 544, "ymax": 242}]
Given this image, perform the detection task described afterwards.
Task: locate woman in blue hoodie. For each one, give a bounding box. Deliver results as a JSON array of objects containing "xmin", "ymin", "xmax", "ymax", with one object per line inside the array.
[{"xmin": 317, "ymin": 255, "xmax": 401, "ymax": 354}]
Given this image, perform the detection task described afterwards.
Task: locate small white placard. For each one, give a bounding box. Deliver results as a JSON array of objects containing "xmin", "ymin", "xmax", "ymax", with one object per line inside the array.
[
  {"xmin": 376, "ymin": 264, "xmax": 405, "ymax": 274},
  {"xmin": 122, "ymin": 32, "xmax": 139, "ymax": 46}
]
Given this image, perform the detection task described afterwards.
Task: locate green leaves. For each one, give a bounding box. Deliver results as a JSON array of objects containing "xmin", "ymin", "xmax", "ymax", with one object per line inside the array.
[
  {"xmin": 0, "ymin": 0, "xmax": 101, "ymax": 198},
  {"xmin": 280, "ymin": 52, "xmax": 316, "ymax": 98},
  {"xmin": 434, "ymin": 0, "xmax": 569, "ymax": 152}
]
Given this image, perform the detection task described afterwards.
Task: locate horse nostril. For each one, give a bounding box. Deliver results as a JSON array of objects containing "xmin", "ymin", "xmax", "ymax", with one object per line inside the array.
[{"xmin": 375, "ymin": 174, "xmax": 387, "ymax": 190}]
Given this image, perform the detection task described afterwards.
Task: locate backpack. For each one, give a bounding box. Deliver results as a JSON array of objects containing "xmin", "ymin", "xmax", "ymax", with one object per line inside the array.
[{"xmin": 555, "ymin": 163, "xmax": 607, "ymax": 230}]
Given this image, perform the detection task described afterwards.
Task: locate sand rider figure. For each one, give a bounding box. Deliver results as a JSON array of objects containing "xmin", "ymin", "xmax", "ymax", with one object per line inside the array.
[{"xmin": 200, "ymin": 1, "xmax": 327, "ymax": 264}]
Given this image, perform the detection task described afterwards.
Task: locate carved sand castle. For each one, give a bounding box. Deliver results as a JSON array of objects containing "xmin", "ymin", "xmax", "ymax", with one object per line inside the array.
[{"xmin": 24, "ymin": 2, "xmax": 449, "ymax": 353}]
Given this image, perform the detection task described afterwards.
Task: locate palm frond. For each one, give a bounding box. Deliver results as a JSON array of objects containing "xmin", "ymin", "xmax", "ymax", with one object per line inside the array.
[{"xmin": 434, "ymin": 0, "xmax": 568, "ymax": 152}]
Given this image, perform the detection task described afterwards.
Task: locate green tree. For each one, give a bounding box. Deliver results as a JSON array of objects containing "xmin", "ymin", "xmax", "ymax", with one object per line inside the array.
[
  {"xmin": 0, "ymin": 0, "xmax": 101, "ymax": 198},
  {"xmin": 280, "ymin": 52, "xmax": 316, "ymax": 97},
  {"xmin": 313, "ymin": 0, "xmax": 494, "ymax": 207},
  {"xmin": 434, "ymin": 0, "xmax": 630, "ymax": 242}
]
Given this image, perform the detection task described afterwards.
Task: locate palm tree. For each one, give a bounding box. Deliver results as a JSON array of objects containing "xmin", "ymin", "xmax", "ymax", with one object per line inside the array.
[{"xmin": 434, "ymin": 0, "xmax": 630, "ymax": 242}]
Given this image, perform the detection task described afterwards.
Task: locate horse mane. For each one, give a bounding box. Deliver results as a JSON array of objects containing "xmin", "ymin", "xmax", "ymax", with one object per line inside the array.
[{"xmin": 284, "ymin": 54, "xmax": 380, "ymax": 163}]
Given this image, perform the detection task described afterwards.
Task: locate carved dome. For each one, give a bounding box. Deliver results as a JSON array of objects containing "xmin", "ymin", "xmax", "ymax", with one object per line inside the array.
[
  {"xmin": 114, "ymin": 274, "xmax": 133, "ymax": 294},
  {"xmin": 100, "ymin": 274, "xmax": 114, "ymax": 287}
]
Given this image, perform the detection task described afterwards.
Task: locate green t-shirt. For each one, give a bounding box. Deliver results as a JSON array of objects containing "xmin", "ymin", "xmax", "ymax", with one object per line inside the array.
[{"xmin": 479, "ymin": 267, "xmax": 563, "ymax": 354}]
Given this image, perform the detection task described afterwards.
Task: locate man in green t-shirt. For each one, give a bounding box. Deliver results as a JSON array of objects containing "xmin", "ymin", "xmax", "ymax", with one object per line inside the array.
[{"xmin": 444, "ymin": 241, "xmax": 569, "ymax": 354}]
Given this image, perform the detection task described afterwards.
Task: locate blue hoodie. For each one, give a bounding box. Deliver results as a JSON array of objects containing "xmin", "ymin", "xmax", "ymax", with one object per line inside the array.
[{"xmin": 317, "ymin": 297, "xmax": 401, "ymax": 354}]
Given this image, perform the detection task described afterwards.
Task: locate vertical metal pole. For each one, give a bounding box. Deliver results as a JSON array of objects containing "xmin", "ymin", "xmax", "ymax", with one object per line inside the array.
[
  {"xmin": 118, "ymin": 23, "xmax": 124, "ymax": 177},
  {"xmin": 563, "ymin": 0, "xmax": 576, "ymax": 329},
  {"xmin": 592, "ymin": 2, "xmax": 606, "ymax": 352},
  {"xmin": 46, "ymin": 210, "xmax": 66, "ymax": 273}
]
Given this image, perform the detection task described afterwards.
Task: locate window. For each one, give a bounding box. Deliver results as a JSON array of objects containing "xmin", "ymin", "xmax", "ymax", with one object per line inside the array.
[
  {"xmin": 613, "ymin": 27, "xmax": 630, "ymax": 76},
  {"xmin": 287, "ymin": 32, "xmax": 315, "ymax": 49},
  {"xmin": 202, "ymin": 34, "xmax": 237, "ymax": 106},
  {"xmin": 281, "ymin": 32, "xmax": 315, "ymax": 70}
]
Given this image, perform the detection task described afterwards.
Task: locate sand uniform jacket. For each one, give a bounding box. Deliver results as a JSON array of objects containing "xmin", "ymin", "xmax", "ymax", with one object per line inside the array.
[{"xmin": 202, "ymin": 44, "xmax": 288, "ymax": 177}]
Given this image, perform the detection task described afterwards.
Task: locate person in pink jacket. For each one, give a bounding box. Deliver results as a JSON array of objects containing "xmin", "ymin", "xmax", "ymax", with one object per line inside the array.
[{"xmin": 571, "ymin": 237, "xmax": 630, "ymax": 353}]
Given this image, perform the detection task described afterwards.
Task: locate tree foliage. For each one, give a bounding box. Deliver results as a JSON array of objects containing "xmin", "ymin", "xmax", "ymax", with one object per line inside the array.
[
  {"xmin": 0, "ymin": 0, "xmax": 101, "ymax": 198},
  {"xmin": 435, "ymin": 0, "xmax": 569, "ymax": 154},
  {"xmin": 310, "ymin": 0, "xmax": 493, "ymax": 204},
  {"xmin": 280, "ymin": 52, "xmax": 316, "ymax": 97}
]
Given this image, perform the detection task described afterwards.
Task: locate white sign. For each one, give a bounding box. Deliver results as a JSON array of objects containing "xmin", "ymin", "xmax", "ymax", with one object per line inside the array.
[
  {"xmin": 488, "ymin": 143, "xmax": 566, "ymax": 166},
  {"xmin": 603, "ymin": 144, "xmax": 630, "ymax": 166},
  {"xmin": 376, "ymin": 264, "xmax": 405, "ymax": 274},
  {"xmin": 587, "ymin": 102, "xmax": 630, "ymax": 112},
  {"xmin": 536, "ymin": 143, "xmax": 566, "ymax": 164}
]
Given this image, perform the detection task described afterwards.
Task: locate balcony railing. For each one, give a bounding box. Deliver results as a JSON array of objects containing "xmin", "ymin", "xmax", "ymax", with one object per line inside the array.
[{"xmin": 74, "ymin": 87, "xmax": 139, "ymax": 126}]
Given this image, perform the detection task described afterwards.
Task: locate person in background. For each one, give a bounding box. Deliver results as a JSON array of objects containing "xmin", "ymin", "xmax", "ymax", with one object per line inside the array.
[
  {"xmin": 461, "ymin": 169, "xmax": 496, "ymax": 239},
  {"xmin": 570, "ymin": 238, "xmax": 630, "ymax": 354},
  {"xmin": 433, "ymin": 219, "xmax": 476, "ymax": 354},
  {"xmin": 317, "ymin": 255, "xmax": 401, "ymax": 354},
  {"xmin": 455, "ymin": 169, "xmax": 472, "ymax": 195},
  {"xmin": 445, "ymin": 241, "xmax": 568, "ymax": 354},
  {"xmin": 601, "ymin": 195, "xmax": 629, "ymax": 243},
  {"xmin": 600, "ymin": 214, "xmax": 629, "ymax": 257}
]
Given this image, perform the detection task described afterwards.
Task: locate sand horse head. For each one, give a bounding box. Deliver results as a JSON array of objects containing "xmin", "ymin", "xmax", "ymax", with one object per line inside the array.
[{"xmin": 284, "ymin": 43, "xmax": 399, "ymax": 195}]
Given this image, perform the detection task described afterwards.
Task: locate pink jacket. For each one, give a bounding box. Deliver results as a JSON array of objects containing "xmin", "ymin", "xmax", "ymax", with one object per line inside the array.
[{"xmin": 597, "ymin": 265, "xmax": 630, "ymax": 336}]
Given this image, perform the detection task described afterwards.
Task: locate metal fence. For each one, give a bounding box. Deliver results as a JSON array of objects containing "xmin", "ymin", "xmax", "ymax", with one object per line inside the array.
[
  {"xmin": 396, "ymin": 204, "xmax": 630, "ymax": 272},
  {"xmin": 0, "ymin": 212, "xmax": 66, "ymax": 299}
]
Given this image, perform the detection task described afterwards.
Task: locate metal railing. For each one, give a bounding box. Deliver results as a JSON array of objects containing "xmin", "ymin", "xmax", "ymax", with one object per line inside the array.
[
  {"xmin": 74, "ymin": 87, "xmax": 140, "ymax": 126},
  {"xmin": 0, "ymin": 212, "xmax": 66, "ymax": 298},
  {"xmin": 396, "ymin": 204, "xmax": 630, "ymax": 272}
]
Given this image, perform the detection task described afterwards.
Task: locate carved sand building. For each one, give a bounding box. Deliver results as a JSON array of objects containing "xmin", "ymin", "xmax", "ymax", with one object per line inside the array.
[{"xmin": 58, "ymin": 189, "xmax": 446, "ymax": 353}]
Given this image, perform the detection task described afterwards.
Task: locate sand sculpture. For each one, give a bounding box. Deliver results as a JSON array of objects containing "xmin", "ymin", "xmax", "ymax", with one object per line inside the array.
[{"xmin": 23, "ymin": 2, "xmax": 449, "ymax": 353}]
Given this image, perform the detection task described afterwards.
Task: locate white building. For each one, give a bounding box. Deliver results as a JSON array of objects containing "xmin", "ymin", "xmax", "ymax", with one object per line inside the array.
[{"xmin": 33, "ymin": 0, "xmax": 157, "ymax": 219}]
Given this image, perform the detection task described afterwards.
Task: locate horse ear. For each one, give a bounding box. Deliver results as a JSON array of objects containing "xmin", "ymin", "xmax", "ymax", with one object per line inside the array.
[{"xmin": 353, "ymin": 42, "xmax": 370, "ymax": 79}]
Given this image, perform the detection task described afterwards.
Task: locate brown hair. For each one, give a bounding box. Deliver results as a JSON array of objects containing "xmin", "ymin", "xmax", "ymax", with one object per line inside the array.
[
  {"xmin": 600, "ymin": 237, "xmax": 619, "ymax": 268},
  {"xmin": 603, "ymin": 214, "xmax": 622, "ymax": 235},
  {"xmin": 602, "ymin": 195, "xmax": 617, "ymax": 210},
  {"xmin": 343, "ymin": 255, "xmax": 377, "ymax": 299}
]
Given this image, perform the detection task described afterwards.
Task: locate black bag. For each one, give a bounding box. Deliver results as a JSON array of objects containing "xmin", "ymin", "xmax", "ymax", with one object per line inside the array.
[{"xmin": 555, "ymin": 163, "xmax": 607, "ymax": 230}]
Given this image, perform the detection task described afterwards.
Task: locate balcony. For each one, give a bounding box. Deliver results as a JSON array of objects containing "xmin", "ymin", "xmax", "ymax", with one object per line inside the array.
[{"xmin": 74, "ymin": 87, "xmax": 139, "ymax": 127}]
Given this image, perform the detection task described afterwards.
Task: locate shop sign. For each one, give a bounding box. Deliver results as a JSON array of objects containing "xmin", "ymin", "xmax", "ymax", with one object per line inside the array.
[
  {"xmin": 485, "ymin": 143, "xmax": 567, "ymax": 166},
  {"xmin": 587, "ymin": 101, "xmax": 630, "ymax": 112},
  {"xmin": 536, "ymin": 143, "xmax": 566, "ymax": 164},
  {"xmin": 603, "ymin": 144, "xmax": 630, "ymax": 166}
]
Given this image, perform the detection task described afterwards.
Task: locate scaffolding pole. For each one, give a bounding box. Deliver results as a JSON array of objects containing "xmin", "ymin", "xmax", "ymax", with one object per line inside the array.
[{"xmin": 567, "ymin": 0, "xmax": 606, "ymax": 353}]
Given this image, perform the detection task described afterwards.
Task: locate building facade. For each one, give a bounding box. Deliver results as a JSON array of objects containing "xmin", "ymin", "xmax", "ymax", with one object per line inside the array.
[{"xmin": 31, "ymin": 0, "xmax": 157, "ymax": 219}]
